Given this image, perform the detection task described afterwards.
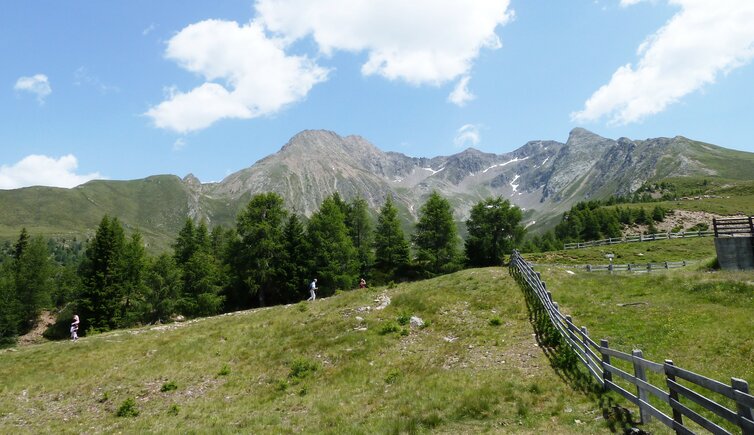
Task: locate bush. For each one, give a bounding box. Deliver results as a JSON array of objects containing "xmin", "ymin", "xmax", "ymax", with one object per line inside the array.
[
  {"xmin": 116, "ymin": 397, "xmax": 139, "ymax": 417},
  {"xmin": 288, "ymin": 357, "xmax": 319, "ymax": 382},
  {"xmin": 160, "ymin": 381, "xmax": 178, "ymax": 392},
  {"xmin": 217, "ymin": 364, "xmax": 230, "ymax": 376},
  {"xmin": 396, "ymin": 312, "xmax": 411, "ymax": 326},
  {"xmin": 378, "ymin": 322, "xmax": 401, "ymax": 335},
  {"xmin": 168, "ymin": 404, "xmax": 180, "ymax": 416},
  {"xmin": 489, "ymin": 316, "xmax": 502, "ymax": 326}
]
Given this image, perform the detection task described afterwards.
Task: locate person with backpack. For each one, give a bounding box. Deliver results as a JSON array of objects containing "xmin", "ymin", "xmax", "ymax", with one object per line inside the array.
[{"xmin": 307, "ymin": 278, "xmax": 318, "ymax": 301}]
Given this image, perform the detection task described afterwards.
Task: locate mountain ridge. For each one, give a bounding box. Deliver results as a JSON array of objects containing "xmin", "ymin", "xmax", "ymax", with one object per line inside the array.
[{"xmin": 2, "ymin": 128, "xmax": 754, "ymax": 250}]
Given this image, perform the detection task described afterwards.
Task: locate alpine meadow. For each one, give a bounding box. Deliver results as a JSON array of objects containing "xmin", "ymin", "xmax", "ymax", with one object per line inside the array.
[{"xmin": 3, "ymin": 1, "xmax": 754, "ymax": 434}]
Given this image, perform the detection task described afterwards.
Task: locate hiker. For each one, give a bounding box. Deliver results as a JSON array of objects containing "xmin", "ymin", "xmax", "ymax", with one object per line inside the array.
[
  {"xmin": 359, "ymin": 278, "xmax": 366, "ymax": 289},
  {"xmin": 70, "ymin": 314, "xmax": 80, "ymax": 342},
  {"xmin": 307, "ymin": 278, "xmax": 318, "ymax": 301}
]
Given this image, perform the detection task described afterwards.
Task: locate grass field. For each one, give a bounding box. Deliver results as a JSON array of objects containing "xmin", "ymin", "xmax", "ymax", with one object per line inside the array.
[
  {"xmin": 522, "ymin": 236, "xmax": 717, "ymax": 265},
  {"xmin": 0, "ymin": 268, "xmax": 611, "ymax": 434},
  {"xmin": 532, "ymin": 266, "xmax": 754, "ymax": 434},
  {"xmin": 2, "ymin": 260, "xmax": 751, "ymax": 433}
]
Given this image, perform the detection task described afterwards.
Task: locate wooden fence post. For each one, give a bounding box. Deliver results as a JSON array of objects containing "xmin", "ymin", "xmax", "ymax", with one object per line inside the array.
[
  {"xmin": 665, "ymin": 360, "xmax": 684, "ymax": 433},
  {"xmin": 633, "ymin": 349, "xmax": 651, "ymax": 424},
  {"xmin": 628, "ymin": 263, "xmax": 632, "ymax": 271},
  {"xmin": 647, "ymin": 263, "xmax": 651, "ymax": 271},
  {"xmin": 587, "ymin": 264, "xmax": 592, "ymax": 272},
  {"xmin": 664, "ymin": 261, "xmax": 668, "ymax": 269},
  {"xmin": 600, "ymin": 339, "xmax": 612, "ymax": 391},
  {"xmin": 732, "ymin": 378, "xmax": 754, "ymax": 435}
]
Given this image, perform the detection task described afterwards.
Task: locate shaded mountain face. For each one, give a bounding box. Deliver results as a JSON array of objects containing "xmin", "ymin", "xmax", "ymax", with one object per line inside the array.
[{"xmin": 2, "ymin": 128, "xmax": 753, "ymax": 249}]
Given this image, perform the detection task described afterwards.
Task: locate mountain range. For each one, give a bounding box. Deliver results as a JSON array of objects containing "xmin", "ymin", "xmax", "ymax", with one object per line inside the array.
[{"xmin": 2, "ymin": 128, "xmax": 754, "ymax": 250}]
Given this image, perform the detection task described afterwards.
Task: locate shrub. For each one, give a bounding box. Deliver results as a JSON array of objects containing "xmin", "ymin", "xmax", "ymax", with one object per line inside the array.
[
  {"xmin": 168, "ymin": 404, "xmax": 180, "ymax": 416},
  {"xmin": 379, "ymin": 322, "xmax": 401, "ymax": 335},
  {"xmin": 217, "ymin": 364, "xmax": 230, "ymax": 376},
  {"xmin": 160, "ymin": 381, "xmax": 178, "ymax": 392},
  {"xmin": 296, "ymin": 302, "xmax": 308, "ymax": 313},
  {"xmin": 396, "ymin": 312, "xmax": 411, "ymax": 326},
  {"xmin": 489, "ymin": 316, "xmax": 502, "ymax": 326},
  {"xmin": 116, "ymin": 397, "xmax": 139, "ymax": 417},
  {"xmin": 289, "ymin": 357, "xmax": 319, "ymax": 382}
]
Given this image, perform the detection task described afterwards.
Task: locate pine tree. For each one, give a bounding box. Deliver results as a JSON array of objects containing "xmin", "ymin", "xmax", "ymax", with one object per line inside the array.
[
  {"xmin": 373, "ymin": 195, "xmax": 410, "ymax": 281},
  {"xmin": 413, "ymin": 191, "xmax": 461, "ymax": 276},
  {"xmin": 143, "ymin": 254, "xmax": 181, "ymax": 323},
  {"xmin": 281, "ymin": 214, "xmax": 309, "ymax": 302},
  {"xmin": 14, "ymin": 236, "xmax": 54, "ymax": 332},
  {"xmin": 307, "ymin": 194, "xmax": 358, "ymax": 292},
  {"xmin": 235, "ymin": 193, "xmax": 287, "ymax": 306},
  {"xmin": 0, "ymin": 262, "xmax": 19, "ymax": 346},
  {"xmin": 118, "ymin": 232, "xmax": 149, "ymax": 327},
  {"xmin": 174, "ymin": 219, "xmax": 224, "ymax": 317},
  {"xmin": 346, "ymin": 197, "xmax": 375, "ymax": 279},
  {"xmin": 464, "ymin": 197, "xmax": 524, "ymax": 267},
  {"xmin": 78, "ymin": 216, "xmax": 127, "ymax": 332}
]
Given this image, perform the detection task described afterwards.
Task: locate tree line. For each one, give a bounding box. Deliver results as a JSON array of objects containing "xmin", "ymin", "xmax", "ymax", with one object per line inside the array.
[
  {"xmin": 521, "ymin": 199, "xmax": 671, "ymax": 253},
  {"xmin": 0, "ymin": 192, "xmax": 524, "ymax": 345}
]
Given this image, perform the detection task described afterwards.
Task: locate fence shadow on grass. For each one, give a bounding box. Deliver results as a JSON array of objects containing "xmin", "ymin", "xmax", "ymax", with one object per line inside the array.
[{"xmin": 517, "ymin": 265, "xmax": 645, "ymax": 434}]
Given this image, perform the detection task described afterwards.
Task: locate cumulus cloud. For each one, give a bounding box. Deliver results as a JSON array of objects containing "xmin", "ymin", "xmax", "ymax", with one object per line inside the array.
[
  {"xmin": 448, "ymin": 76, "xmax": 476, "ymax": 106},
  {"xmin": 173, "ymin": 138, "xmax": 187, "ymax": 151},
  {"xmin": 148, "ymin": 1, "xmax": 512, "ymax": 132},
  {"xmin": 0, "ymin": 154, "xmax": 102, "ymax": 189},
  {"xmin": 256, "ymin": 0, "xmax": 513, "ymax": 85},
  {"xmin": 146, "ymin": 20, "xmax": 328, "ymax": 133},
  {"xmin": 573, "ymin": 0, "xmax": 754, "ymax": 125},
  {"xmin": 14, "ymin": 74, "xmax": 52, "ymax": 103},
  {"xmin": 454, "ymin": 124, "xmax": 481, "ymax": 148}
]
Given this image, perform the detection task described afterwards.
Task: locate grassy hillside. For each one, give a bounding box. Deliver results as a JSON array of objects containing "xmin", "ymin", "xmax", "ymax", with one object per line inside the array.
[
  {"xmin": 522, "ymin": 237, "xmax": 717, "ymax": 265},
  {"xmin": 0, "ymin": 268, "xmax": 610, "ymax": 434},
  {"xmin": 0, "ymin": 176, "xmax": 197, "ymax": 252},
  {"xmin": 533, "ymin": 266, "xmax": 754, "ymax": 434}
]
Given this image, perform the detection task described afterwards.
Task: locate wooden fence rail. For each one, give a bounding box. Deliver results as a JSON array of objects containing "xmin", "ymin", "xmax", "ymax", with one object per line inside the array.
[
  {"xmin": 584, "ymin": 260, "xmax": 690, "ymax": 272},
  {"xmin": 509, "ymin": 250, "xmax": 754, "ymax": 434},
  {"xmin": 564, "ymin": 230, "xmax": 714, "ymax": 250},
  {"xmin": 713, "ymin": 217, "xmax": 754, "ymax": 238}
]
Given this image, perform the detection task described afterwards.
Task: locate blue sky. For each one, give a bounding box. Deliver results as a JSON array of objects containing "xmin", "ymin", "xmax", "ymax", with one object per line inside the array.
[{"xmin": 2, "ymin": 0, "xmax": 754, "ymax": 188}]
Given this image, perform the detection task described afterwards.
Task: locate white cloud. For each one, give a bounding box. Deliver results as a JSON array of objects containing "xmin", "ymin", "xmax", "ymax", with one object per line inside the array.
[
  {"xmin": 448, "ymin": 75, "xmax": 475, "ymax": 106},
  {"xmin": 173, "ymin": 138, "xmax": 187, "ymax": 151},
  {"xmin": 143, "ymin": 23, "xmax": 156, "ymax": 36},
  {"xmin": 0, "ymin": 154, "xmax": 102, "ymax": 190},
  {"xmin": 573, "ymin": 0, "xmax": 754, "ymax": 125},
  {"xmin": 146, "ymin": 19, "xmax": 329, "ymax": 133},
  {"xmin": 454, "ymin": 124, "xmax": 481, "ymax": 148},
  {"xmin": 14, "ymin": 74, "xmax": 51, "ymax": 103},
  {"xmin": 256, "ymin": 0, "xmax": 513, "ymax": 85}
]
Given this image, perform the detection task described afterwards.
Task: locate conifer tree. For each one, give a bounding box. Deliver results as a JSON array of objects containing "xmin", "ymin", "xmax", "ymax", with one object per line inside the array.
[
  {"xmin": 373, "ymin": 195, "xmax": 410, "ymax": 280},
  {"xmin": 118, "ymin": 232, "xmax": 149, "ymax": 327},
  {"xmin": 307, "ymin": 194, "xmax": 358, "ymax": 291},
  {"xmin": 346, "ymin": 197, "xmax": 375, "ymax": 279},
  {"xmin": 174, "ymin": 219, "xmax": 224, "ymax": 316},
  {"xmin": 465, "ymin": 197, "xmax": 524, "ymax": 267},
  {"xmin": 413, "ymin": 191, "xmax": 461, "ymax": 275},
  {"xmin": 78, "ymin": 215, "xmax": 127, "ymax": 332},
  {"xmin": 0, "ymin": 262, "xmax": 19, "ymax": 346},
  {"xmin": 14, "ymin": 236, "xmax": 54, "ymax": 331},
  {"xmin": 281, "ymin": 214, "xmax": 309, "ymax": 301},
  {"xmin": 235, "ymin": 193, "xmax": 287, "ymax": 306},
  {"xmin": 143, "ymin": 254, "xmax": 181, "ymax": 323}
]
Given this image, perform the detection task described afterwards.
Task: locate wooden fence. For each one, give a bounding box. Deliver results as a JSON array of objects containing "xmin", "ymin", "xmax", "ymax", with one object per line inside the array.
[
  {"xmin": 584, "ymin": 260, "xmax": 690, "ymax": 272},
  {"xmin": 564, "ymin": 230, "xmax": 714, "ymax": 250},
  {"xmin": 509, "ymin": 250, "xmax": 754, "ymax": 434},
  {"xmin": 713, "ymin": 217, "xmax": 754, "ymax": 238}
]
